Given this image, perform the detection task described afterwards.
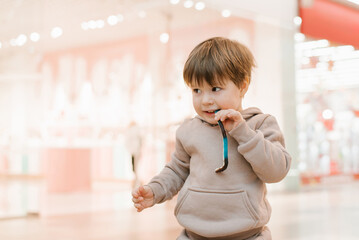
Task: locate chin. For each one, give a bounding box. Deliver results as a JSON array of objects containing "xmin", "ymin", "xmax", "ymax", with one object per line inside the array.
[{"xmin": 205, "ymin": 118, "xmax": 217, "ymax": 125}]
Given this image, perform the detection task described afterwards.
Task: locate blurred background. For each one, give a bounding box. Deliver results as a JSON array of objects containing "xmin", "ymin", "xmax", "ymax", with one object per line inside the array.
[{"xmin": 0, "ymin": 0, "xmax": 359, "ymax": 239}]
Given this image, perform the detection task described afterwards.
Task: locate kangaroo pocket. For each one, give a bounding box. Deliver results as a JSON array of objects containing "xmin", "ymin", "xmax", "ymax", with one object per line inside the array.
[{"xmin": 175, "ymin": 187, "xmax": 260, "ymax": 238}]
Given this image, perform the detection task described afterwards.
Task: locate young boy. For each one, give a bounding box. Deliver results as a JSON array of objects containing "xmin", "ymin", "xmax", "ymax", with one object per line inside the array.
[{"xmin": 132, "ymin": 37, "xmax": 291, "ymax": 239}]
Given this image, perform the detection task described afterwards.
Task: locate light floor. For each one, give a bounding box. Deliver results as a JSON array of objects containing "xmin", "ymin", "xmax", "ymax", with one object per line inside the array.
[{"xmin": 1, "ymin": 177, "xmax": 359, "ymax": 240}]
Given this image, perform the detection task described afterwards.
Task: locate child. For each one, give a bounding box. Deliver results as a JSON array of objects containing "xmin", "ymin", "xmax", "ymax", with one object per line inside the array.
[{"xmin": 132, "ymin": 37, "xmax": 291, "ymax": 239}]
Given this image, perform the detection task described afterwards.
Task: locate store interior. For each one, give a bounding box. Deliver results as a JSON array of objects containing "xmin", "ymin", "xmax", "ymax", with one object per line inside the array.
[{"xmin": 0, "ymin": 0, "xmax": 359, "ymax": 239}]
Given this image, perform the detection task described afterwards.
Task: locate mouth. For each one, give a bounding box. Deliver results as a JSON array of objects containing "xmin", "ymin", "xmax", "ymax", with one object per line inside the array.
[{"xmin": 204, "ymin": 109, "xmax": 220, "ymax": 115}]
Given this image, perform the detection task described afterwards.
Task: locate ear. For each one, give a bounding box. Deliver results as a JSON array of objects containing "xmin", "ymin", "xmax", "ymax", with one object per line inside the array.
[{"xmin": 239, "ymin": 77, "xmax": 249, "ymax": 97}]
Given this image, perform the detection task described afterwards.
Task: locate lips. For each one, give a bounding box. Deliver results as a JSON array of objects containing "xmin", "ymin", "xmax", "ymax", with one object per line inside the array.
[
  {"xmin": 204, "ymin": 109, "xmax": 219, "ymax": 113},
  {"xmin": 204, "ymin": 109, "xmax": 220, "ymax": 114}
]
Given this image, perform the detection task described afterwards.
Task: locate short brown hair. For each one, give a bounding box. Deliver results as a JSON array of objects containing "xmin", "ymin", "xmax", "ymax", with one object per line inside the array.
[{"xmin": 183, "ymin": 37, "xmax": 255, "ymax": 88}]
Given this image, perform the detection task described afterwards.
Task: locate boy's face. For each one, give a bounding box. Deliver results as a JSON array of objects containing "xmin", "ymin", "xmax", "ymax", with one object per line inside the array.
[{"xmin": 190, "ymin": 79, "xmax": 245, "ymax": 125}]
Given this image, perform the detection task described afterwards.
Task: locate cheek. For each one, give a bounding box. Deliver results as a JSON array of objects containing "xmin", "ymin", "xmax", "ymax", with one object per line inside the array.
[
  {"xmin": 218, "ymin": 94, "xmax": 240, "ymax": 108},
  {"xmin": 216, "ymin": 94, "xmax": 230, "ymax": 105},
  {"xmin": 192, "ymin": 96, "xmax": 200, "ymax": 108},
  {"xmin": 192, "ymin": 93, "xmax": 201, "ymax": 101}
]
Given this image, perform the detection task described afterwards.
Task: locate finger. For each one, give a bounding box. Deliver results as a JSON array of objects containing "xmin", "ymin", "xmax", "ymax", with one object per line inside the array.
[
  {"xmin": 139, "ymin": 185, "xmax": 147, "ymax": 196},
  {"xmin": 132, "ymin": 197, "xmax": 143, "ymax": 203},
  {"xmin": 219, "ymin": 111, "xmax": 232, "ymax": 121},
  {"xmin": 132, "ymin": 189, "xmax": 139, "ymax": 198},
  {"xmin": 214, "ymin": 111, "xmax": 220, "ymax": 120},
  {"xmin": 221, "ymin": 110, "xmax": 240, "ymax": 121},
  {"xmin": 220, "ymin": 113, "xmax": 229, "ymax": 121},
  {"xmin": 227, "ymin": 111, "xmax": 240, "ymax": 120},
  {"xmin": 215, "ymin": 110, "xmax": 225, "ymax": 121},
  {"xmin": 133, "ymin": 186, "xmax": 144, "ymax": 197},
  {"xmin": 134, "ymin": 203, "xmax": 143, "ymax": 212},
  {"xmin": 215, "ymin": 109, "xmax": 232, "ymax": 119}
]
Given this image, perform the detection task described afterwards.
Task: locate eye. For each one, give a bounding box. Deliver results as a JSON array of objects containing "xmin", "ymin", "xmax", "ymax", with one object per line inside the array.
[
  {"xmin": 212, "ymin": 87, "xmax": 221, "ymax": 92},
  {"xmin": 193, "ymin": 88, "xmax": 201, "ymax": 94}
]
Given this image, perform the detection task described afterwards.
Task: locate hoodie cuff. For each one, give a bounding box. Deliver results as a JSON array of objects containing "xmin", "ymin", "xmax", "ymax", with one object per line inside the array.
[
  {"xmin": 229, "ymin": 121, "xmax": 257, "ymax": 144},
  {"xmin": 146, "ymin": 182, "xmax": 165, "ymax": 204}
]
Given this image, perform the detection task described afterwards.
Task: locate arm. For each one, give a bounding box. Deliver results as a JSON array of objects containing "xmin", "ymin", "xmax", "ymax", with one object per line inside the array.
[
  {"xmin": 147, "ymin": 131, "xmax": 191, "ymax": 204},
  {"xmin": 229, "ymin": 115, "xmax": 291, "ymax": 183},
  {"xmin": 132, "ymin": 124, "xmax": 190, "ymax": 212}
]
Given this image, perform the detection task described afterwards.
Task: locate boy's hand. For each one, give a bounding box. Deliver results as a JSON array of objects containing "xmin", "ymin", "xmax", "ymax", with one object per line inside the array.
[
  {"xmin": 215, "ymin": 109, "xmax": 244, "ymax": 132},
  {"xmin": 132, "ymin": 185, "xmax": 154, "ymax": 212}
]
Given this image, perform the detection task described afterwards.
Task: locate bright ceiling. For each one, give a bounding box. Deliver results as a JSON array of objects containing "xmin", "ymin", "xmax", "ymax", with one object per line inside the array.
[{"xmin": 8, "ymin": 0, "xmax": 356, "ymax": 53}]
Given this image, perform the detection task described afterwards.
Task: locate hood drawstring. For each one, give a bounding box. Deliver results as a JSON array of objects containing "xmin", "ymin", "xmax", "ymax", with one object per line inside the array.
[{"xmin": 215, "ymin": 110, "xmax": 228, "ymax": 173}]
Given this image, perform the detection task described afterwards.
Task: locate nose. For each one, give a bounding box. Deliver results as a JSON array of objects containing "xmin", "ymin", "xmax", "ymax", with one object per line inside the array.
[{"xmin": 202, "ymin": 92, "xmax": 214, "ymax": 105}]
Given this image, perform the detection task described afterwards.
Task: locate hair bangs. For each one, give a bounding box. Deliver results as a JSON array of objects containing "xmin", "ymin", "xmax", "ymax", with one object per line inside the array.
[
  {"xmin": 183, "ymin": 37, "xmax": 255, "ymax": 88},
  {"xmin": 184, "ymin": 49, "xmax": 228, "ymax": 87}
]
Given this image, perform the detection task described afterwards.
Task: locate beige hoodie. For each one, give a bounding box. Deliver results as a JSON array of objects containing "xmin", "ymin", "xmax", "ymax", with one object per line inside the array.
[{"xmin": 147, "ymin": 107, "xmax": 291, "ymax": 238}]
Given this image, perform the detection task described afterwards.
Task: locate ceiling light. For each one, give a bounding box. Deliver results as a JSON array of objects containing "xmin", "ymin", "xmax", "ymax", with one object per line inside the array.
[
  {"xmin": 170, "ymin": 0, "xmax": 180, "ymax": 5},
  {"xmin": 51, "ymin": 27, "xmax": 63, "ymax": 38},
  {"xmin": 294, "ymin": 33, "xmax": 305, "ymax": 42},
  {"xmin": 347, "ymin": 0, "xmax": 359, "ymax": 5},
  {"xmin": 96, "ymin": 20, "xmax": 105, "ymax": 28},
  {"xmin": 0, "ymin": 42, "xmax": 2, "ymax": 49},
  {"xmin": 88, "ymin": 20, "xmax": 97, "ymax": 29},
  {"xmin": 221, "ymin": 9, "xmax": 231, "ymax": 18},
  {"xmin": 107, "ymin": 15, "xmax": 119, "ymax": 26},
  {"xmin": 184, "ymin": 0, "xmax": 193, "ymax": 8},
  {"xmin": 30, "ymin": 32, "xmax": 40, "ymax": 42},
  {"xmin": 81, "ymin": 22, "xmax": 89, "ymax": 30},
  {"xmin": 293, "ymin": 16, "xmax": 302, "ymax": 26},
  {"xmin": 160, "ymin": 33, "xmax": 169, "ymax": 43},
  {"xmin": 195, "ymin": 2, "xmax": 205, "ymax": 10},
  {"xmin": 16, "ymin": 34, "xmax": 27, "ymax": 46},
  {"xmin": 322, "ymin": 109, "xmax": 333, "ymax": 119}
]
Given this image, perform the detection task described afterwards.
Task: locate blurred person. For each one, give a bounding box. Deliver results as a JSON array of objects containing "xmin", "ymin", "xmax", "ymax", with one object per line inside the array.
[
  {"xmin": 132, "ymin": 37, "xmax": 291, "ymax": 239},
  {"xmin": 125, "ymin": 121, "xmax": 142, "ymax": 188}
]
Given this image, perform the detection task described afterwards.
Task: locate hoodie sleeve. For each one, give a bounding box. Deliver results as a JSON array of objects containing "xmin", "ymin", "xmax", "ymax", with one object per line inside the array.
[
  {"xmin": 147, "ymin": 124, "xmax": 190, "ymax": 204},
  {"xmin": 229, "ymin": 115, "xmax": 291, "ymax": 183}
]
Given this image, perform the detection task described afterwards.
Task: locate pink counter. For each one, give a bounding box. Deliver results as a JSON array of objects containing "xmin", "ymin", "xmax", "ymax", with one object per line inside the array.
[{"xmin": 42, "ymin": 148, "xmax": 92, "ymax": 193}]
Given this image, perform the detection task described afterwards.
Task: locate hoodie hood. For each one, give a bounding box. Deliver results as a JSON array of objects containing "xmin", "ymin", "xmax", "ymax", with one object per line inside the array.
[{"xmin": 240, "ymin": 107, "xmax": 263, "ymax": 120}]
